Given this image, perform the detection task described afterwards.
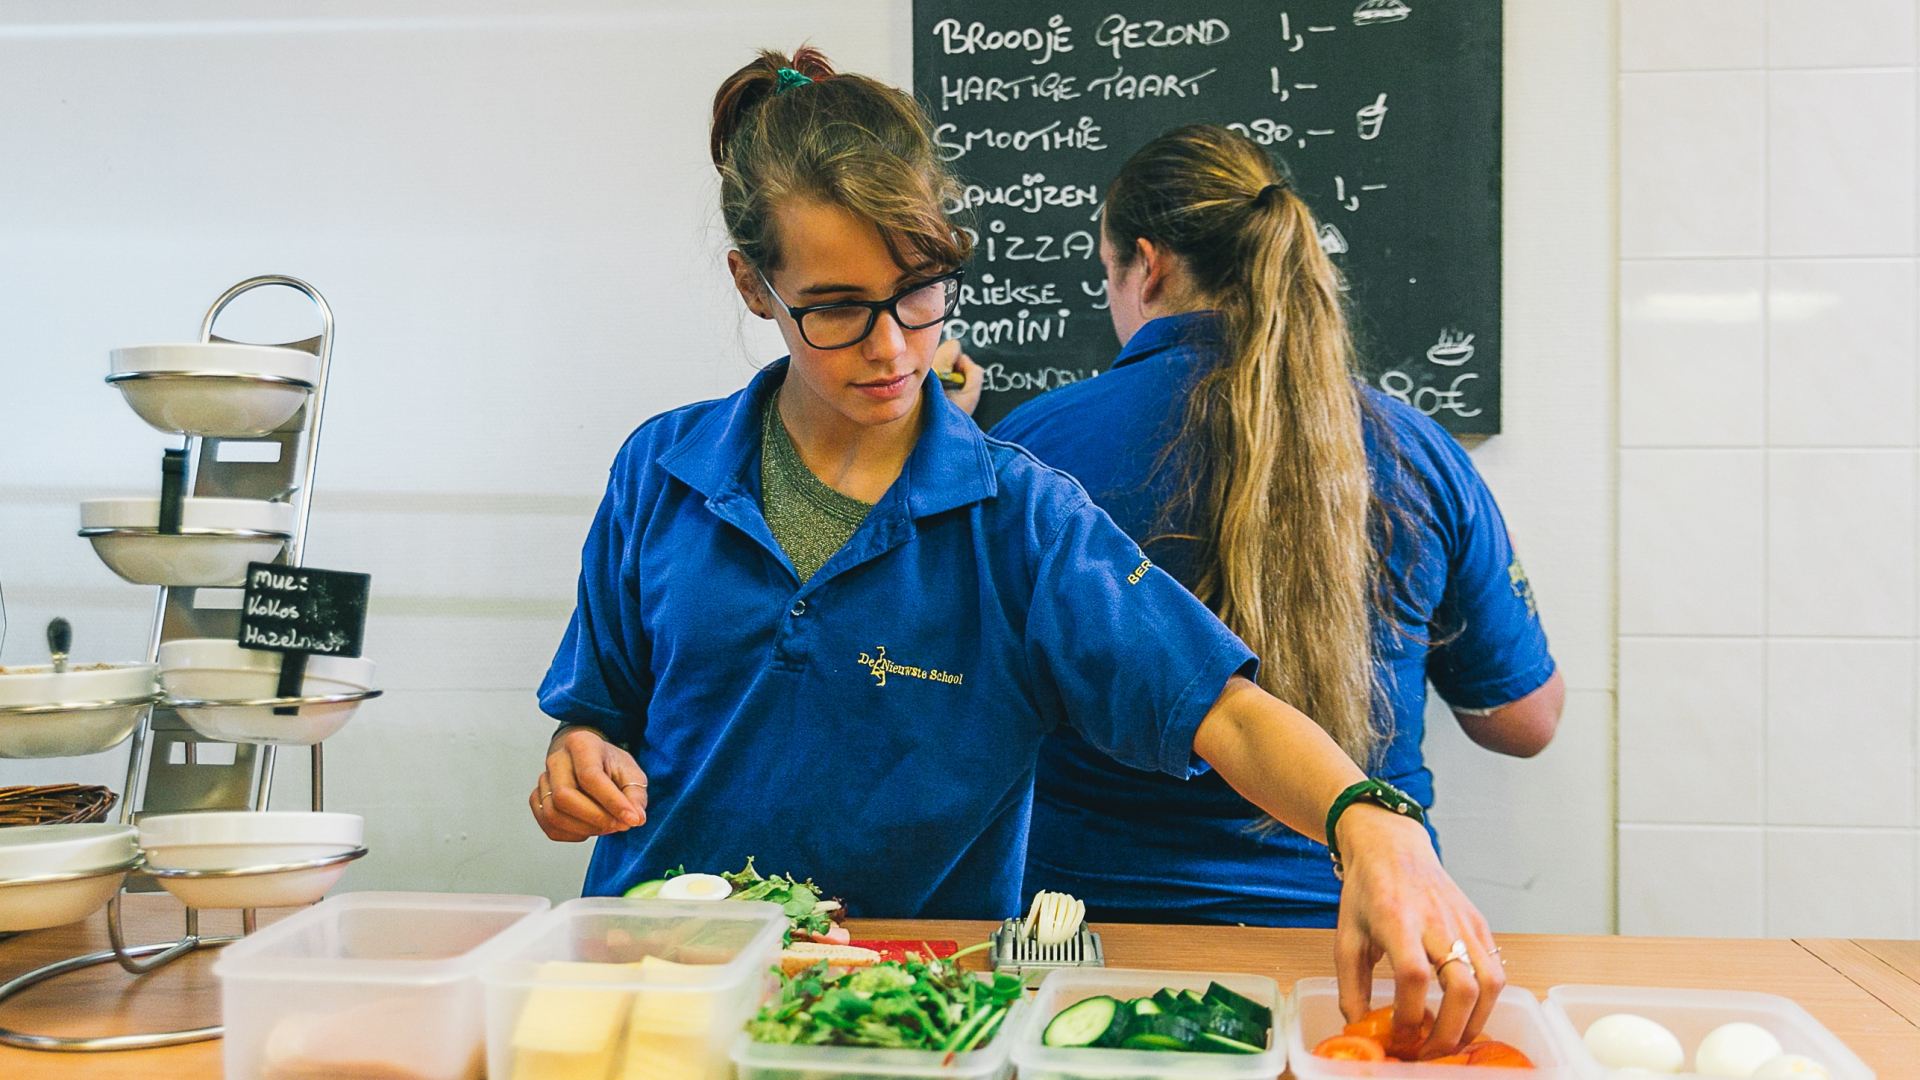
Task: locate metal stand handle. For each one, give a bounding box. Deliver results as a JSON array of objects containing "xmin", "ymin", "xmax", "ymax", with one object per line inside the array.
[{"xmin": 0, "ymin": 277, "xmax": 350, "ymax": 1053}]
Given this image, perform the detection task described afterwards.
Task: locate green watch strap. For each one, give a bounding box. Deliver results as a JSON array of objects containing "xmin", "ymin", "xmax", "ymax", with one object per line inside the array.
[{"xmin": 1325, "ymin": 778, "xmax": 1424, "ymax": 881}]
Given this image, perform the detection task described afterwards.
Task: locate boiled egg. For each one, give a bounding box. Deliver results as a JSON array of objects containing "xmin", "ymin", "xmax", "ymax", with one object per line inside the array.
[
  {"xmin": 1695, "ymin": 1022, "xmax": 1785, "ymax": 1078},
  {"xmin": 1584, "ymin": 1013, "xmax": 1684, "ymax": 1073},
  {"xmin": 1752, "ymin": 1055, "xmax": 1829, "ymax": 1079},
  {"xmin": 656, "ymin": 873, "xmax": 732, "ymax": 901}
]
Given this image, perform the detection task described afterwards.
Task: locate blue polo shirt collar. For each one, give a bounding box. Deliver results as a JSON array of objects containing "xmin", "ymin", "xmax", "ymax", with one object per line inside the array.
[
  {"xmin": 657, "ymin": 361, "xmax": 998, "ymax": 550},
  {"xmin": 1112, "ymin": 310, "xmax": 1223, "ymax": 371}
]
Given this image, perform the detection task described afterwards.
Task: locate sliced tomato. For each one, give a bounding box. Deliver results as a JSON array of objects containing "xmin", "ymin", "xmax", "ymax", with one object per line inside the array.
[
  {"xmin": 1425, "ymin": 1053, "xmax": 1474, "ymax": 1064},
  {"xmin": 1313, "ymin": 1034, "xmax": 1387, "ymax": 1061},
  {"xmin": 1464, "ymin": 1041, "xmax": 1535, "ymax": 1068},
  {"xmin": 1343, "ymin": 1005, "xmax": 1434, "ymax": 1059}
]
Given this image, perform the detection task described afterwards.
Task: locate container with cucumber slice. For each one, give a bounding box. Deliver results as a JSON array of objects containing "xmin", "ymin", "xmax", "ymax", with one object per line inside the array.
[{"xmin": 1040, "ymin": 983, "xmax": 1271, "ymax": 1054}]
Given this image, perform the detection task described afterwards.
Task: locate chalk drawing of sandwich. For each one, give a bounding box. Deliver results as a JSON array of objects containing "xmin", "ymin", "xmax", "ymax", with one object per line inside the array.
[
  {"xmin": 1353, "ymin": 0, "xmax": 1412, "ymax": 26},
  {"xmin": 1426, "ymin": 329, "xmax": 1475, "ymax": 366}
]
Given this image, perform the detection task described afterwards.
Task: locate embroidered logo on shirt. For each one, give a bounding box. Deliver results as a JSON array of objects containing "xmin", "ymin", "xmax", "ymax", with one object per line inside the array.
[
  {"xmin": 857, "ymin": 645, "xmax": 965, "ymax": 688},
  {"xmin": 1127, "ymin": 558, "xmax": 1154, "ymax": 585},
  {"xmin": 1508, "ymin": 558, "xmax": 1537, "ymax": 617}
]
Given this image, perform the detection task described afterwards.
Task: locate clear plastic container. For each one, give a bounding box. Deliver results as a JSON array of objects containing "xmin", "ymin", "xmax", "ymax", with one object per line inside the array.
[
  {"xmin": 482, "ymin": 897, "xmax": 788, "ymax": 1080},
  {"xmin": 1011, "ymin": 967, "xmax": 1284, "ymax": 1080},
  {"xmin": 732, "ymin": 999, "xmax": 1028, "ymax": 1080},
  {"xmin": 1541, "ymin": 984, "xmax": 1875, "ymax": 1080},
  {"xmin": 1287, "ymin": 977, "xmax": 1572, "ymax": 1079},
  {"xmin": 213, "ymin": 890, "xmax": 550, "ymax": 1080}
]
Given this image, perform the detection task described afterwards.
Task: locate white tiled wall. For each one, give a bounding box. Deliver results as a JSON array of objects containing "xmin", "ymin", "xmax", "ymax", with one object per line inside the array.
[{"xmin": 1619, "ymin": 0, "xmax": 1920, "ymax": 936}]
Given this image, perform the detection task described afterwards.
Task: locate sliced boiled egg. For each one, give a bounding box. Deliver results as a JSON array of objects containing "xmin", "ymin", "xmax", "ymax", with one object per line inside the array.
[
  {"xmin": 1584, "ymin": 1013, "xmax": 1684, "ymax": 1073},
  {"xmin": 656, "ymin": 873, "xmax": 732, "ymax": 901},
  {"xmin": 1752, "ymin": 1054, "xmax": 1829, "ymax": 1079},
  {"xmin": 1695, "ymin": 1023, "xmax": 1785, "ymax": 1078}
]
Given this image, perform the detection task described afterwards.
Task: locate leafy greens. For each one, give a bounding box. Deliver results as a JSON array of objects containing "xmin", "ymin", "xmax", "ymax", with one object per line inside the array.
[{"xmin": 747, "ymin": 959, "xmax": 1024, "ymax": 1053}]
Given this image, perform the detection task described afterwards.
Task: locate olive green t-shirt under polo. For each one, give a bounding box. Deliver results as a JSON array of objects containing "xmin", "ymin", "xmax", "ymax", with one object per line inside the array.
[{"xmin": 759, "ymin": 395, "xmax": 874, "ymax": 584}]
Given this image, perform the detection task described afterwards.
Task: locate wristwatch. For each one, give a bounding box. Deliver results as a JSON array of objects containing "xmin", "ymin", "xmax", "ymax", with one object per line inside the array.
[{"xmin": 1325, "ymin": 778, "xmax": 1425, "ymax": 881}]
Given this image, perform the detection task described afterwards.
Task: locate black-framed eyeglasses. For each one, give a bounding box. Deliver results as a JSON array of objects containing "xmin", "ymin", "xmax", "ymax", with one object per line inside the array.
[{"xmin": 757, "ymin": 269, "xmax": 965, "ymax": 350}]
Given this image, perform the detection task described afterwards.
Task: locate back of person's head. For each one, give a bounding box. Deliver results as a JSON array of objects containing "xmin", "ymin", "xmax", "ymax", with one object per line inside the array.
[
  {"xmin": 1105, "ymin": 124, "xmax": 1379, "ymax": 769},
  {"xmin": 710, "ymin": 46, "xmax": 970, "ymax": 275}
]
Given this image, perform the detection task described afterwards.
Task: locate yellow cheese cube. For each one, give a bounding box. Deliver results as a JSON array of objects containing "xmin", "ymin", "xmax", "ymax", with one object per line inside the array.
[
  {"xmin": 510, "ymin": 961, "xmax": 635, "ymax": 1080},
  {"xmin": 620, "ymin": 956, "xmax": 720, "ymax": 1080}
]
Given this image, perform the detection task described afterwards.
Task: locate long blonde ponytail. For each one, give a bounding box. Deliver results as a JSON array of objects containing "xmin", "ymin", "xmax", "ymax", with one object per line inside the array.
[{"xmin": 1105, "ymin": 124, "xmax": 1378, "ymax": 768}]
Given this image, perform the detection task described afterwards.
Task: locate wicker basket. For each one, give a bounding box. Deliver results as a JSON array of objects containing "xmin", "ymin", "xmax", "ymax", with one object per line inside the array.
[{"xmin": 0, "ymin": 784, "xmax": 118, "ymax": 827}]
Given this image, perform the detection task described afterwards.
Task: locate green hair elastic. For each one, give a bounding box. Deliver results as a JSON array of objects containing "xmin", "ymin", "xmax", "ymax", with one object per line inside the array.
[{"xmin": 774, "ymin": 67, "xmax": 812, "ymax": 94}]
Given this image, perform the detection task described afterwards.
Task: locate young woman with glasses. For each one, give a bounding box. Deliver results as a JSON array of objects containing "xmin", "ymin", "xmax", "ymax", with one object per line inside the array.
[{"xmin": 530, "ymin": 50, "xmax": 1508, "ymax": 1056}]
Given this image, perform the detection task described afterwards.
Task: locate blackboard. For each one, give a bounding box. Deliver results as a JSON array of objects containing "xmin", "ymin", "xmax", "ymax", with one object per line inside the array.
[
  {"xmin": 238, "ymin": 563, "xmax": 370, "ymax": 659},
  {"xmin": 912, "ymin": 0, "xmax": 1502, "ymax": 433}
]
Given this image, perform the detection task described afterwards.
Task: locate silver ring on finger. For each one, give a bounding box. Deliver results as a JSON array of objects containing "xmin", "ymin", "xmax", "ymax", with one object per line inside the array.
[
  {"xmin": 538, "ymin": 788, "xmax": 553, "ymax": 809},
  {"xmin": 1433, "ymin": 938, "xmax": 1475, "ymax": 979}
]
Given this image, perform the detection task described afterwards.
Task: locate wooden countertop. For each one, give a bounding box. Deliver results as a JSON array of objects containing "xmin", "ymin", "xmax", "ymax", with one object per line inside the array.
[{"xmin": 1, "ymin": 896, "xmax": 1916, "ymax": 1078}]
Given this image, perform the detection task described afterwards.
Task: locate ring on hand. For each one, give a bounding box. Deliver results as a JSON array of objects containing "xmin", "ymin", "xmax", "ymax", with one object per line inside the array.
[
  {"xmin": 1434, "ymin": 938, "xmax": 1474, "ymax": 978},
  {"xmin": 621, "ymin": 783, "xmax": 645, "ymax": 792},
  {"xmin": 537, "ymin": 788, "xmax": 553, "ymax": 808}
]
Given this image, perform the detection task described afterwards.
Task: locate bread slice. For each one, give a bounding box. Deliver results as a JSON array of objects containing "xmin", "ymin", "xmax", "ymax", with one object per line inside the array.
[{"xmin": 779, "ymin": 942, "xmax": 880, "ymax": 976}]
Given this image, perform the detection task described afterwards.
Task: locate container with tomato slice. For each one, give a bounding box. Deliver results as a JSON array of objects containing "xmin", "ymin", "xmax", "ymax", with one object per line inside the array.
[{"xmin": 1287, "ymin": 977, "xmax": 1571, "ymax": 1078}]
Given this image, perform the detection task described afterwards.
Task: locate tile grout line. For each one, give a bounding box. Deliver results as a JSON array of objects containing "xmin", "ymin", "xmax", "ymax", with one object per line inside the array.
[{"xmin": 1758, "ymin": 3, "xmax": 1772, "ymax": 938}]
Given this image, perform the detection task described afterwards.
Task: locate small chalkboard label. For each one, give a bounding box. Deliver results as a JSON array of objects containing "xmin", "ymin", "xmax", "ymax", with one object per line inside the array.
[{"xmin": 238, "ymin": 563, "xmax": 369, "ymax": 659}]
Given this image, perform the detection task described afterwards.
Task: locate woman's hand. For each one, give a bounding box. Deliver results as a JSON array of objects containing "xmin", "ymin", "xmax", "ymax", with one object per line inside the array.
[
  {"xmin": 933, "ymin": 338, "xmax": 984, "ymax": 417},
  {"xmin": 1334, "ymin": 804, "xmax": 1504, "ymax": 1059},
  {"xmin": 1193, "ymin": 676, "xmax": 1502, "ymax": 1057},
  {"xmin": 530, "ymin": 725, "xmax": 648, "ymax": 842}
]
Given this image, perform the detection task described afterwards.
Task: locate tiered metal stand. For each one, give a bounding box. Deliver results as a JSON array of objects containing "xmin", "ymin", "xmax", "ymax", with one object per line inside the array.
[{"xmin": 0, "ymin": 276, "xmax": 370, "ymax": 1050}]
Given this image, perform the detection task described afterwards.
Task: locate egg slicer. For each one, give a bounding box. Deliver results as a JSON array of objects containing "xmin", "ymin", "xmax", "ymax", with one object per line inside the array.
[
  {"xmin": 989, "ymin": 894, "xmax": 1103, "ymax": 977},
  {"xmin": 988, "ymin": 918, "xmax": 1104, "ymax": 977}
]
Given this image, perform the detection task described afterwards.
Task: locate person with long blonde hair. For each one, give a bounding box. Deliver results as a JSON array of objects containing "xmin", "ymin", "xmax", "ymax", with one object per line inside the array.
[
  {"xmin": 536, "ymin": 56, "xmax": 1509, "ymax": 1055},
  {"xmin": 991, "ymin": 124, "xmax": 1564, "ymax": 931}
]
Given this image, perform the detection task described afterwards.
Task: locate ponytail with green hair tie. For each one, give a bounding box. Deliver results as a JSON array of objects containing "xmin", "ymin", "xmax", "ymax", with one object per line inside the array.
[{"xmin": 774, "ymin": 67, "xmax": 812, "ymax": 94}]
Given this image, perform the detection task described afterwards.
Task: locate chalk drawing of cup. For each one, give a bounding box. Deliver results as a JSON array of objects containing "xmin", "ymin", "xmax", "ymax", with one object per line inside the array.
[
  {"xmin": 1356, "ymin": 93, "xmax": 1388, "ymax": 140},
  {"xmin": 1426, "ymin": 329, "xmax": 1475, "ymax": 367}
]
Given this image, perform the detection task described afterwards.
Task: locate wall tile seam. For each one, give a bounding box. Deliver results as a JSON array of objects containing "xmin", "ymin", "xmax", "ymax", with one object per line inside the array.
[
  {"xmin": 1621, "ymin": 67, "xmax": 1919, "ymax": 76},
  {"xmin": 1621, "ymin": 255, "xmax": 1918, "ymax": 263},
  {"xmin": 1621, "ymin": 445, "xmax": 1912, "ymax": 452},
  {"xmin": 1620, "ymin": 633, "xmax": 1920, "ymax": 642}
]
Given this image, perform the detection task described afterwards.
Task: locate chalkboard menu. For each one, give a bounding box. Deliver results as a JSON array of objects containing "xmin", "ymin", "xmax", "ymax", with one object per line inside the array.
[{"xmin": 912, "ymin": 0, "xmax": 1502, "ymax": 433}]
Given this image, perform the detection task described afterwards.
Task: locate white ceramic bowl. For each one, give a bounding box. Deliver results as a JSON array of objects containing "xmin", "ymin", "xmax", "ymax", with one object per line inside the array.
[
  {"xmin": 109, "ymin": 342, "xmax": 318, "ymax": 438},
  {"xmin": 159, "ymin": 639, "xmax": 375, "ymax": 745},
  {"xmin": 139, "ymin": 811, "xmax": 363, "ymax": 909},
  {"xmin": 0, "ymin": 823, "xmax": 140, "ymax": 931},
  {"xmin": 80, "ymin": 497, "xmax": 293, "ymax": 587},
  {"xmin": 0, "ymin": 663, "xmax": 157, "ymax": 758}
]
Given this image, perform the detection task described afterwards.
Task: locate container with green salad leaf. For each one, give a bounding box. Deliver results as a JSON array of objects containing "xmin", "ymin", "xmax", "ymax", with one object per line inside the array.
[{"xmin": 730, "ymin": 958, "xmax": 1028, "ymax": 1080}]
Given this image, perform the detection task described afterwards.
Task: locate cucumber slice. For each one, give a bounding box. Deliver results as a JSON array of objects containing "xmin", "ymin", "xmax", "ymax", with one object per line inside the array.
[
  {"xmin": 1203, "ymin": 982, "xmax": 1273, "ymax": 1030},
  {"xmin": 1121, "ymin": 1032, "xmax": 1192, "ymax": 1051},
  {"xmin": 1152, "ymin": 989, "xmax": 1182, "ymax": 1013},
  {"xmin": 1197, "ymin": 1032, "xmax": 1265, "ymax": 1055},
  {"xmin": 1116, "ymin": 1013, "xmax": 1200, "ymax": 1051},
  {"xmin": 1199, "ymin": 1008, "xmax": 1261, "ymax": 1045},
  {"xmin": 1131, "ymin": 998, "xmax": 1162, "ymax": 1016},
  {"xmin": 1042, "ymin": 996, "xmax": 1122, "ymax": 1048},
  {"xmin": 1177, "ymin": 990, "xmax": 1209, "ymax": 1014},
  {"xmin": 624, "ymin": 878, "xmax": 667, "ymax": 898}
]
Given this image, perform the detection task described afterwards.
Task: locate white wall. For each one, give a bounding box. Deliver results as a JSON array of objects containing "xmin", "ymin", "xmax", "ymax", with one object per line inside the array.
[
  {"xmin": 1420, "ymin": 0, "xmax": 1618, "ymax": 935},
  {"xmin": 0, "ymin": 0, "xmax": 1620, "ymax": 929},
  {"xmin": 1616, "ymin": 0, "xmax": 1920, "ymax": 938}
]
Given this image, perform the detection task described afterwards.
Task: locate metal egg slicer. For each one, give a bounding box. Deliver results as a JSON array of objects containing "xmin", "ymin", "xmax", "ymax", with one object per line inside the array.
[
  {"xmin": 0, "ymin": 277, "xmax": 376, "ymax": 1052},
  {"xmin": 989, "ymin": 889, "xmax": 1104, "ymax": 977}
]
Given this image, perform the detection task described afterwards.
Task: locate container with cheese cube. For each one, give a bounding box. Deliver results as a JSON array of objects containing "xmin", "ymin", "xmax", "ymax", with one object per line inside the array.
[{"xmin": 484, "ymin": 898, "xmax": 788, "ymax": 1080}]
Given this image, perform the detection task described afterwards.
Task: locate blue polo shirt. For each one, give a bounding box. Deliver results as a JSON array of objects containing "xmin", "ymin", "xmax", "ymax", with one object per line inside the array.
[
  {"xmin": 538, "ymin": 361, "xmax": 1256, "ymax": 919},
  {"xmin": 992, "ymin": 311, "xmax": 1555, "ymax": 926}
]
